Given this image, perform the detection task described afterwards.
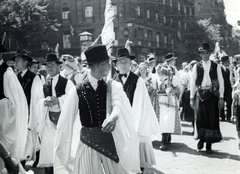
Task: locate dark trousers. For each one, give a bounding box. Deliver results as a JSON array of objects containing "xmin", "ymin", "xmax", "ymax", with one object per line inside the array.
[
  {"xmin": 220, "ymin": 93, "xmax": 232, "ymax": 121},
  {"xmin": 45, "ymin": 167, "xmax": 54, "ymax": 174}
]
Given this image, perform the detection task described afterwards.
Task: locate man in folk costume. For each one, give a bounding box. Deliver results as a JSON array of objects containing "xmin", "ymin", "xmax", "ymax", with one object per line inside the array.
[
  {"xmin": 220, "ymin": 55, "xmax": 232, "ymax": 122},
  {"xmin": 37, "ymin": 53, "xmax": 74, "ymax": 173},
  {"xmin": 0, "ymin": 45, "xmax": 28, "ymax": 173},
  {"xmin": 113, "ymin": 48, "xmax": 160, "ymax": 172},
  {"xmin": 54, "ymin": 45, "xmax": 140, "ymax": 174},
  {"xmin": 190, "ymin": 43, "xmax": 224, "ymax": 154},
  {"xmin": 12, "ymin": 49, "xmax": 44, "ymax": 167}
]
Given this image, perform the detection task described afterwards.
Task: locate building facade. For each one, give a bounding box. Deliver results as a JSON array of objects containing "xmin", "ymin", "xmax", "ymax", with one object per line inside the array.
[{"xmin": 45, "ymin": 0, "xmax": 195, "ymax": 64}]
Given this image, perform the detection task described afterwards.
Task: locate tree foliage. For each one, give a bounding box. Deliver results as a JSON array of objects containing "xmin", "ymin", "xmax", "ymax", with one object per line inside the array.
[
  {"xmin": 0, "ymin": 0, "xmax": 60, "ymax": 49},
  {"xmin": 198, "ymin": 18, "xmax": 222, "ymax": 43}
]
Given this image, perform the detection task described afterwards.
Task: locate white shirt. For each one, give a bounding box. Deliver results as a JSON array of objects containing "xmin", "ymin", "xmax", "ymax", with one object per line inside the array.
[
  {"xmin": 190, "ymin": 60, "xmax": 224, "ymax": 98},
  {"xmin": 120, "ymin": 71, "xmax": 130, "ymax": 85},
  {"xmin": 88, "ymin": 73, "xmax": 100, "ymax": 91},
  {"xmin": 21, "ymin": 68, "xmax": 28, "ymax": 77}
]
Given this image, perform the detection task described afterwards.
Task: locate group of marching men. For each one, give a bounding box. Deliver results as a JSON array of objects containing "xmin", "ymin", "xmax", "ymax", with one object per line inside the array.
[{"xmin": 0, "ymin": 41, "xmax": 240, "ymax": 174}]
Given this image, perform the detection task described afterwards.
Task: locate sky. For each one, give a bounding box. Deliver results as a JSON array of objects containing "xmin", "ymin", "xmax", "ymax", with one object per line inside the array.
[{"xmin": 224, "ymin": 0, "xmax": 240, "ymax": 27}]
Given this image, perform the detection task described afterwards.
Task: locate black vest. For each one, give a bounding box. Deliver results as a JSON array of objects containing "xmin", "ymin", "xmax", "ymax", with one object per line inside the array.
[
  {"xmin": 221, "ymin": 67, "xmax": 232, "ymax": 94},
  {"xmin": 18, "ymin": 69, "xmax": 36, "ymax": 106},
  {"xmin": 0, "ymin": 62, "xmax": 9, "ymax": 100},
  {"xmin": 195, "ymin": 60, "xmax": 218, "ymax": 87},
  {"xmin": 114, "ymin": 71, "xmax": 139, "ymax": 106},
  {"xmin": 43, "ymin": 75, "xmax": 68, "ymax": 98},
  {"xmin": 76, "ymin": 78, "xmax": 107, "ymax": 127}
]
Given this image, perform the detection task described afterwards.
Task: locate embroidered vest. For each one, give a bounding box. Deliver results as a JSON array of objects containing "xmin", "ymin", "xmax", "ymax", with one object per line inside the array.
[
  {"xmin": 195, "ymin": 60, "xmax": 218, "ymax": 87},
  {"xmin": 18, "ymin": 69, "xmax": 36, "ymax": 106},
  {"xmin": 114, "ymin": 71, "xmax": 139, "ymax": 106},
  {"xmin": 76, "ymin": 79, "xmax": 107, "ymax": 127},
  {"xmin": 0, "ymin": 62, "xmax": 9, "ymax": 100},
  {"xmin": 43, "ymin": 75, "xmax": 68, "ymax": 98}
]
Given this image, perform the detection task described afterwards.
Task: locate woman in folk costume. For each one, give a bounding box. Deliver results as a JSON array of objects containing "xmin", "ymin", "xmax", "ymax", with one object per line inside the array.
[
  {"xmin": 60, "ymin": 54, "xmax": 81, "ymax": 85},
  {"xmin": 113, "ymin": 48, "xmax": 160, "ymax": 172},
  {"xmin": 136, "ymin": 62, "xmax": 155, "ymax": 104},
  {"xmin": 53, "ymin": 45, "xmax": 140, "ymax": 174},
  {"xmin": 179, "ymin": 60, "xmax": 198, "ymax": 134},
  {"xmin": 0, "ymin": 45, "xmax": 28, "ymax": 173},
  {"xmin": 153, "ymin": 64, "xmax": 182, "ymax": 151}
]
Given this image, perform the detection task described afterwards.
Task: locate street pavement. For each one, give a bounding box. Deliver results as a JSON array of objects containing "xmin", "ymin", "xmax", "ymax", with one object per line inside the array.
[{"xmin": 26, "ymin": 121, "xmax": 240, "ymax": 174}]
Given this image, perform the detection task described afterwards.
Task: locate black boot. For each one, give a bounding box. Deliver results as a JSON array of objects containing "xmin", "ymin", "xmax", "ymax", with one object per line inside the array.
[
  {"xmin": 45, "ymin": 167, "xmax": 54, "ymax": 174},
  {"xmin": 32, "ymin": 150, "xmax": 40, "ymax": 168},
  {"xmin": 206, "ymin": 142, "xmax": 213, "ymax": 154},
  {"xmin": 166, "ymin": 133, "xmax": 171, "ymax": 144},
  {"xmin": 197, "ymin": 139, "xmax": 204, "ymax": 150},
  {"xmin": 160, "ymin": 133, "xmax": 168, "ymax": 151}
]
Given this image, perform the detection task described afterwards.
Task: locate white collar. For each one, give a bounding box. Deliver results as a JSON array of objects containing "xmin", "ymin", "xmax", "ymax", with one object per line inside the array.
[{"xmin": 21, "ymin": 69, "xmax": 28, "ymax": 77}]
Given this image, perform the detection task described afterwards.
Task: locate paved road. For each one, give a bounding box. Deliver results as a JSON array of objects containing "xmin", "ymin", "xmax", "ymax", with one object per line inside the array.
[{"xmin": 26, "ymin": 121, "xmax": 240, "ymax": 174}]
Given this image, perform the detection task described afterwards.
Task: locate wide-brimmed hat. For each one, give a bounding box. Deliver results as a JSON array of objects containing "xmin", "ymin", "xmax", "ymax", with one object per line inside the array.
[
  {"xmin": 164, "ymin": 53, "xmax": 177, "ymax": 62},
  {"xmin": 146, "ymin": 53, "xmax": 155, "ymax": 63},
  {"xmin": 42, "ymin": 53, "xmax": 62, "ymax": 65},
  {"xmin": 11, "ymin": 49, "xmax": 33, "ymax": 62},
  {"xmin": 198, "ymin": 43, "xmax": 213, "ymax": 53},
  {"xmin": 221, "ymin": 55, "xmax": 229, "ymax": 62},
  {"xmin": 84, "ymin": 44, "xmax": 109, "ymax": 65},
  {"xmin": 115, "ymin": 48, "xmax": 135, "ymax": 61}
]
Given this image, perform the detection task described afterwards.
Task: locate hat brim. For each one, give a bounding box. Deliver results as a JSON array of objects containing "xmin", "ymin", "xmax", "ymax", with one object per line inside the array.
[
  {"xmin": 197, "ymin": 49, "xmax": 214, "ymax": 53},
  {"xmin": 113, "ymin": 55, "xmax": 136, "ymax": 62},
  {"xmin": 165, "ymin": 56, "xmax": 177, "ymax": 62},
  {"xmin": 86, "ymin": 57, "xmax": 110, "ymax": 65}
]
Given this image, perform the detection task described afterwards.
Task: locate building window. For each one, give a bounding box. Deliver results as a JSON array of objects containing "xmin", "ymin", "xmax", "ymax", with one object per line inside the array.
[
  {"xmin": 62, "ymin": 8, "xmax": 69, "ymax": 20},
  {"xmin": 137, "ymin": 5, "xmax": 140, "ymax": 16},
  {"xmin": 164, "ymin": 35, "xmax": 167, "ymax": 48},
  {"xmin": 112, "ymin": 5, "xmax": 117, "ymax": 15},
  {"xmin": 138, "ymin": 28, "xmax": 143, "ymax": 38},
  {"xmin": 184, "ymin": 22, "xmax": 187, "ymax": 29},
  {"xmin": 148, "ymin": 30, "xmax": 153, "ymax": 39},
  {"xmin": 178, "ymin": 20, "xmax": 181, "ymax": 28},
  {"xmin": 163, "ymin": 14, "xmax": 166, "ymax": 24},
  {"xmin": 170, "ymin": 17, "xmax": 173, "ymax": 25},
  {"xmin": 197, "ymin": 3, "xmax": 201, "ymax": 12},
  {"xmin": 184, "ymin": 6, "xmax": 186, "ymax": 13},
  {"xmin": 147, "ymin": 8, "xmax": 150, "ymax": 19},
  {"xmin": 212, "ymin": 0, "xmax": 215, "ymax": 7},
  {"xmin": 41, "ymin": 42, "xmax": 48, "ymax": 50},
  {"xmin": 63, "ymin": 34, "xmax": 71, "ymax": 48},
  {"xmin": 171, "ymin": 38, "xmax": 174, "ymax": 45},
  {"xmin": 178, "ymin": 1, "xmax": 180, "ymax": 11},
  {"xmin": 163, "ymin": 0, "xmax": 165, "ymax": 4},
  {"xmin": 85, "ymin": 6, "xmax": 93, "ymax": 18},
  {"xmin": 170, "ymin": 0, "xmax": 172, "ymax": 7},
  {"xmin": 155, "ymin": 12, "xmax": 159, "ymax": 21},
  {"xmin": 156, "ymin": 33, "xmax": 160, "ymax": 48},
  {"xmin": 190, "ymin": 7, "xmax": 192, "ymax": 15}
]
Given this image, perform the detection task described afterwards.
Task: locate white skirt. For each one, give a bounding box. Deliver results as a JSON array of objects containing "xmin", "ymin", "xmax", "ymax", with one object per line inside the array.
[{"xmin": 74, "ymin": 142, "xmax": 127, "ymax": 174}]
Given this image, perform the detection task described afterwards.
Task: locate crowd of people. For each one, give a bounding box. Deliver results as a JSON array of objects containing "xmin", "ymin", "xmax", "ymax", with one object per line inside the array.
[{"xmin": 0, "ymin": 41, "xmax": 240, "ymax": 174}]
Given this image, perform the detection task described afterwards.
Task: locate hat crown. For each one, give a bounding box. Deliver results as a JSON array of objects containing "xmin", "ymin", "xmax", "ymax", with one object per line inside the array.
[
  {"xmin": 84, "ymin": 44, "xmax": 109, "ymax": 65},
  {"xmin": 46, "ymin": 53, "xmax": 60, "ymax": 62},
  {"xmin": 15, "ymin": 49, "xmax": 29, "ymax": 56},
  {"xmin": 198, "ymin": 43, "xmax": 212, "ymax": 52},
  {"xmin": 116, "ymin": 48, "xmax": 131, "ymax": 58},
  {"xmin": 165, "ymin": 53, "xmax": 176, "ymax": 60},
  {"xmin": 221, "ymin": 55, "xmax": 229, "ymax": 62}
]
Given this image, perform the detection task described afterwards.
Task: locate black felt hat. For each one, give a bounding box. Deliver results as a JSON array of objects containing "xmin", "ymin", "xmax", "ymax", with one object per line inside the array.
[
  {"xmin": 198, "ymin": 43, "xmax": 213, "ymax": 53},
  {"xmin": 220, "ymin": 55, "xmax": 229, "ymax": 62},
  {"xmin": 42, "ymin": 53, "xmax": 62, "ymax": 65},
  {"xmin": 11, "ymin": 49, "xmax": 33, "ymax": 62},
  {"xmin": 115, "ymin": 48, "xmax": 135, "ymax": 61},
  {"xmin": 164, "ymin": 53, "xmax": 177, "ymax": 62},
  {"xmin": 84, "ymin": 44, "xmax": 109, "ymax": 65}
]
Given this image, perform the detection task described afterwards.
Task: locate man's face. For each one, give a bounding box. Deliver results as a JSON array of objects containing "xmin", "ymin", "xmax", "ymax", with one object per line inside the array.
[
  {"xmin": 29, "ymin": 64, "xmax": 39, "ymax": 74},
  {"xmin": 14, "ymin": 56, "xmax": 28, "ymax": 71},
  {"xmin": 199, "ymin": 51, "xmax": 211, "ymax": 61},
  {"xmin": 168, "ymin": 59, "xmax": 176, "ymax": 66},
  {"xmin": 97, "ymin": 59, "xmax": 110, "ymax": 77},
  {"xmin": 149, "ymin": 61, "xmax": 156, "ymax": 68},
  {"xmin": 45, "ymin": 61, "xmax": 60, "ymax": 77},
  {"xmin": 116, "ymin": 57, "xmax": 132, "ymax": 74},
  {"xmin": 222, "ymin": 60, "xmax": 230, "ymax": 67}
]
